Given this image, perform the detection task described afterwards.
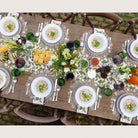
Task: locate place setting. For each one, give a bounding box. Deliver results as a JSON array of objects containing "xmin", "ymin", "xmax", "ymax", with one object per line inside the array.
[
  {"xmin": 0, "ymin": 13, "xmax": 28, "ymax": 39},
  {"xmin": 0, "ymin": 66, "xmax": 11, "ymax": 95},
  {"xmin": 122, "ymin": 34, "xmax": 138, "ymax": 65},
  {"xmin": 111, "ymin": 91, "xmax": 138, "ymax": 124},
  {"xmin": 67, "ymin": 80, "xmax": 101, "ymax": 115},
  {"xmin": 40, "ymin": 19, "xmax": 69, "ymax": 47},
  {"xmin": 25, "ymin": 70, "xmax": 61, "ymax": 105},
  {"xmin": 81, "ymin": 28, "xmax": 112, "ymax": 56}
]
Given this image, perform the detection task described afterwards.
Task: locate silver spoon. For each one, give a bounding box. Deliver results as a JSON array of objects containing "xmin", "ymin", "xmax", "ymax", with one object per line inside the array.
[
  {"xmin": 22, "ymin": 21, "xmax": 27, "ymax": 36},
  {"xmin": 68, "ymin": 90, "xmax": 73, "ymax": 103},
  {"xmin": 65, "ymin": 28, "xmax": 69, "ymax": 42},
  {"xmin": 112, "ymin": 98, "xmax": 116, "ymax": 112},
  {"xmin": 55, "ymin": 86, "xmax": 61, "ymax": 101},
  {"xmin": 26, "ymin": 82, "xmax": 30, "ymax": 95},
  {"xmin": 97, "ymin": 94, "xmax": 102, "ymax": 108},
  {"xmin": 35, "ymin": 23, "xmax": 40, "ymax": 37},
  {"xmin": 12, "ymin": 77, "xmax": 17, "ymax": 93}
]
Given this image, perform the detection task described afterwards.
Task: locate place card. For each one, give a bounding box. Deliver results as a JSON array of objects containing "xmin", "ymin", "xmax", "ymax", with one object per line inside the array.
[
  {"xmin": 94, "ymin": 28, "xmax": 105, "ymax": 34},
  {"xmin": 76, "ymin": 105, "xmax": 88, "ymax": 115},
  {"xmin": 120, "ymin": 114, "xmax": 133, "ymax": 124},
  {"xmin": 7, "ymin": 12, "xmax": 19, "ymax": 19},
  {"xmin": 33, "ymin": 97, "xmax": 44, "ymax": 105},
  {"xmin": 51, "ymin": 19, "xmax": 61, "ymax": 26}
]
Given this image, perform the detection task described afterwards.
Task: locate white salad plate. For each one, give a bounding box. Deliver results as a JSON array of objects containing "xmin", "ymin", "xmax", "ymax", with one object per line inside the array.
[
  {"xmin": 0, "ymin": 67, "xmax": 10, "ymax": 89},
  {"xmin": 42, "ymin": 24, "xmax": 62, "ymax": 44},
  {"xmin": 31, "ymin": 76, "xmax": 53, "ymax": 98},
  {"xmin": 129, "ymin": 39, "xmax": 138, "ymax": 59},
  {"xmin": 87, "ymin": 33, "xmax": 108, "ymax": 53},
  {"xmin": 74, "ymin": 85, "xmax": 96, "ymax": 108},
  {"xmin": 0, "ymin": 16, "xmax": 19, "ymax": 37},
  {"xmin": 119, "ymin": 95, "xmax": 138, "ymax": 118}
]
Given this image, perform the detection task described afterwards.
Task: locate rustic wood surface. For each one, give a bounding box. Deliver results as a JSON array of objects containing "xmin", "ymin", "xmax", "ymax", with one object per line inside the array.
[{"xmin": 0, "ymin": 13, "xmax": 138, "ymax": 124}]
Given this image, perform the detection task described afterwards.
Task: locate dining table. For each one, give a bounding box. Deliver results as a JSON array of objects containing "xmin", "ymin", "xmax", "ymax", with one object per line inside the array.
[{"xmin": 0, "ymin": 13, "xmax": 138, "ymax": 125}]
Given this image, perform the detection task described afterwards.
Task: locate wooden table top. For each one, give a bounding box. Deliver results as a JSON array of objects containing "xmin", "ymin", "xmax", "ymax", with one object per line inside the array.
[{"xmin": 1, "ymin": 13, "xmax": 138, "ymax": 124}]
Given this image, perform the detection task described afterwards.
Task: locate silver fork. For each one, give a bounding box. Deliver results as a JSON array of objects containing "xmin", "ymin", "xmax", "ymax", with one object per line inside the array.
[
  {"xmin": 35, "ymin": 23, "xmax": 41, "ymax": 37},
  {"xmin": 22, "ymin": 21, "xmax": 27, "ymax": 36},
  {"xmin": 12, "ymin": 77, "xmax": 17, "ymax": 93}
]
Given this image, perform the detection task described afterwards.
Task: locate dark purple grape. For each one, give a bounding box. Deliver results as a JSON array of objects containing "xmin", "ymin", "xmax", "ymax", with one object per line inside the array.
[
  {"xmin": 114, "ymin": 82, "xmax": 124, "ymax": 90},
  {"xmin": 96, "ymin": 68, "xmax": 102, "ymax": 73},
  {"xmin": 113, "ymin": 55, "xmax": 123, "ymax": 65},
  {"xmin": 104, "ymin": 66, "xmax": 111, "ymax": 73},
  {"xmin": 15, "ymin": 58, "xmax": 25, "ymax": 68},
  {"xmin": 66, "ymin": 72, "xmax": 74, "ymax": 81},
  {"xmin": 66, "ymin": 42, "xmax": 74, "ymax": 50},
  {"xmin": 101, "ymin": 72, "xmax": 107, "ymax": 79}
]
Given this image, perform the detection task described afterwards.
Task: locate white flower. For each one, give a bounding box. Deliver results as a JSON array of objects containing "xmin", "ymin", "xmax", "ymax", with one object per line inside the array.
[
  {"xmin": 51, "ymin": 55, "xmax": 58, "ymax": 61},
  {"xmin": 62, "ymin": 48, "xmax": 70, "ymax": 55},
  {"xmin": 64, "ymin": 67, "xmax": 70, "ymax": 73},
  {"xmin": 75, "ymin": 63, "xmax": 79, "ymax": 67},
  {"xmin": 70, "ymin": 60, "xmax": 75, "ymax": 65},
  {"xmin": 47, "ymin": 60, "xmax": 53, "ymax": 66},
  {"xmin": 61, "ymin": 62, "xmax": 67, "ymax": 66}
]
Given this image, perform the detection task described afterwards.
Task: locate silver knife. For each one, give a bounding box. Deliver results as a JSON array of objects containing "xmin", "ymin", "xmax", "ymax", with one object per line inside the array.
[
  {"xmin": 82, "ymin": 32, "xmax": 88, "ymax": 54},
  {"xmin": 94, "ymin": 87, "xmax": 100, "ymax": 110},
  {"xmin": 38, "ymin": 22, "xmax": 43, "ymax": 45},
  {"xmin": 52, "ymin": 79, "xmax": 58, "ymax": 101}
]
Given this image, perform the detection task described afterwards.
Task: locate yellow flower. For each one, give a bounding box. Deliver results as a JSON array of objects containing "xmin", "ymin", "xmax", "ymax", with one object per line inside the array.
[{"xmin": 0, "ymin": 44, "xmax": 8, "ymax": 53}]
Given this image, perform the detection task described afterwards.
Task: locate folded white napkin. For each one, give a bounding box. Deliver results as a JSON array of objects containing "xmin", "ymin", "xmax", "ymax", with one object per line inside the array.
[
  {"xmin": 120, "ymin": 114, "xmax": 133, "ymax": 124},
  {"xmin": 76, "ymin": 105, "xmax": 88, "ymax": 115},
  {"xmin": 33, "ymin": 97, "xmax": 44, "ymax": 105},
  {"xmin": 51, "ymin": 20, "xmax": 61, "ymax": 26},
  {"xmin": 7, "ymin": 12, "xmax": 19, "ymax": 19},
  {"xmin": 94, "ymin": 28, "xmax": 105, "ymax": 34}
]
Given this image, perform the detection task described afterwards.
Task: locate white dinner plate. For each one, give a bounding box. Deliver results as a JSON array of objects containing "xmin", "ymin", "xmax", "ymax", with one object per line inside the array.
[
  {"xmin": 0, "ymin": 16, "xmax": 19, "ymax": 37},
  {"xmin": 129, "ymin": 39, "xmax": 138, "ymax": 59},
  {"xmin": 119, "ymin": 95, "xmax": 138, "ymax": 118},
  {"xmin": 42, "ymin": 24, "xmax": 62, "ymax": 44},
  {"xmin": 87, "ymin": 33, "xmax": 108, "ymax": 53},
  {"xmin": 74, "ymin": 85, "xmax": 96, "ymax": 107},
  {"xmin": 0, "ymin": 67, "xmax": 10, "ymax": 89},
  {"xmin": 31, "ymin": 76, "xmax": 53, "ymax": 98},
  {"xmin": 0, "ymin": 70, "xmax": 7, "ymax": 88}
]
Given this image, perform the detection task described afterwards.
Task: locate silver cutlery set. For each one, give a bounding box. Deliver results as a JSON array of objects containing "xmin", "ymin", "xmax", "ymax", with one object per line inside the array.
[
  {"xmin": 7, "ymin": 77, "xmax": 17, "ymax": 94},
  {"xmin": 52, "ymin": 79, "xmax": 61, "ymax": 101}
]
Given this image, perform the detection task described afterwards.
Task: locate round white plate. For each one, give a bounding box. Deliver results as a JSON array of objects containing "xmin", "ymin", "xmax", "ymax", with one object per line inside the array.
[
  {"xmin": 0, "ymin": 70, "xmax": 7, "ymax": 88},
  {"xmin": 87, "ymin": 33, "xmax": 108, "ymax": 53},
  {"xmin": 75, "ymin": 85, "xmax": 96, "ymax": 107},
  {"xmin": 31, "ymin": 76, "xmax": 52, "ymax": 98},
  {"xmin": 119, "ymin": 95, "xmax": 138, "ymax": 118},
  {"xmin": 0, "ymin": 16, "xmax": 19, "ymax": 37},
  {"xmin": 42, "ymin": 24, "xmax": 62, "ymax": 44},
  {"xmin": 129, "ymin": 39, "xmax": 138, "ymax": 59},
  {"xmin": 0, "ymin": 67, "xmax": 10, "ymax": 89}
]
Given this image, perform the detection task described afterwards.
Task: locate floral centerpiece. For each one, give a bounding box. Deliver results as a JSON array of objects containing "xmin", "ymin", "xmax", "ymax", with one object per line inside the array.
[{"xmin": 48, "ymin": 43, "xmax": 81, "ymax": 79}]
